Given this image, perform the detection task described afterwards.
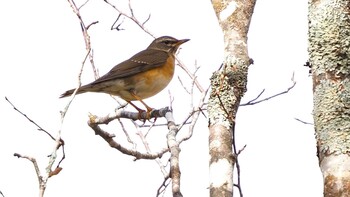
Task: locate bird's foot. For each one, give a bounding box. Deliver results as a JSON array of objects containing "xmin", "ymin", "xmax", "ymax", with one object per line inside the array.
[
  {"xmin": 137, "ymin": 108, "xmax": 158, "ymax": 124},
  {"xmin": 137, "ymin": 110, "xmax": 149, "ymax": 120}
]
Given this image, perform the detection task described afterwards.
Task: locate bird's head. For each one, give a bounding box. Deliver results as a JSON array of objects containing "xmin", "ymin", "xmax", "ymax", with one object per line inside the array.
[{"xmin": 148, "ymin": 36, "xmax": 190, "ymax": 53}]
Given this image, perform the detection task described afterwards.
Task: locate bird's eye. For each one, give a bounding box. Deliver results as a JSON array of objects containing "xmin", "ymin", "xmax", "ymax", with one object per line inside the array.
[{"xmin": 163, "ymin": 40, "xmax": 172, "ymax": 45}]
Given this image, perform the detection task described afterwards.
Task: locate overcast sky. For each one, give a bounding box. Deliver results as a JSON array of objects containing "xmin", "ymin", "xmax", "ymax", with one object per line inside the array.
[{"xmin": 0, "ymin": 0, "xmax": 322, "ymax": 196}]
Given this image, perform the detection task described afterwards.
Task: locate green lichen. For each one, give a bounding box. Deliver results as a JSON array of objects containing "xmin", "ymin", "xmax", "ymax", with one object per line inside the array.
[
  {"xmin": 208, "ymin": 58, "xmax": 249, "ymax": 129},
  {"xmin": 313, "ymin": 78, "xmax": 350, "ymax": 154},
  {"xmin": 309, "ymin": 0, "xmax": 350, "ymax": 78},
  {"xmin": 309, "ymin": 0, "xmax": 350, "ymax": 154}
]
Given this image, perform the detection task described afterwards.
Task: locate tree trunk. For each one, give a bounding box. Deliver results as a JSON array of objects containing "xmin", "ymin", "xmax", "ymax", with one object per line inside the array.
[
  {"xmin": 308, "ymin": 0, "xmax": 350, "ymax": 196},
  {"xmin": 209, "ymin": 0, "xmax": 256, "ymax": 196}
]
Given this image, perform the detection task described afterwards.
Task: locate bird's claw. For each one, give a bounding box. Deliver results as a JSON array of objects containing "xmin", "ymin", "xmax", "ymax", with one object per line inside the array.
[{"xmin": 137, "ymin": 108, "xmax": 157, "ymax": 124}]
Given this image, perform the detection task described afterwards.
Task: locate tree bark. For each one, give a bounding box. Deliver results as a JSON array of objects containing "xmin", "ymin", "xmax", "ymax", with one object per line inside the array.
[
  {"xmin": 209, "ymin": 0, "xmax": 256, "ymax": 196},
  {"xmin": 308, "ymin": 0, "xmax": 350, "ymax": 196}
]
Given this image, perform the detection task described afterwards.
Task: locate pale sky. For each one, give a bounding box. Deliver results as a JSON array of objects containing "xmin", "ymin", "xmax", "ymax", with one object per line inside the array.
[{"xmin": 0, "ymin": 0, "xmax": 322, "ymax": 196}]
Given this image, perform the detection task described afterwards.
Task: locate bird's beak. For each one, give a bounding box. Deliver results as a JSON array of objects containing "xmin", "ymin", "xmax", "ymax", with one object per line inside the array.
[{"xmin": 175, "ymin": 39, "xmax": 190, "ymax": 46}]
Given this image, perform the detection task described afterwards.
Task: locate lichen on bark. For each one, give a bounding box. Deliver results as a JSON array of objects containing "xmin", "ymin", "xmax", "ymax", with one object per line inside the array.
[{"xmin": 309, "ymin": 0, "xmax": 350, "ymax": 156}]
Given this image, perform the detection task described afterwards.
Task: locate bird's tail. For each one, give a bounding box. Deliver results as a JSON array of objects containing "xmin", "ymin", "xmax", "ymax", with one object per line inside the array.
[{"xmin": 59, "ymin": 87, "xmax": 87, "ymax": 98}]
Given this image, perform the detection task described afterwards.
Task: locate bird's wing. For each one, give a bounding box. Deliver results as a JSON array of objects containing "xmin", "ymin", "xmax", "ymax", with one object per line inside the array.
[{"xmin": 91, "ymin": 49, "xmax": 169, "ymax": 85}]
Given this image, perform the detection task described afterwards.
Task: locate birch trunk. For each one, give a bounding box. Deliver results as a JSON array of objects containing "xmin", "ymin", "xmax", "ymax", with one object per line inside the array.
[
  {"xmin": 308, "ymin": 0, "xmax": 350, "ymax": 196},
  {"xmin": 209, "ymin": 0, "xmax": 256, "ymax": 196}
]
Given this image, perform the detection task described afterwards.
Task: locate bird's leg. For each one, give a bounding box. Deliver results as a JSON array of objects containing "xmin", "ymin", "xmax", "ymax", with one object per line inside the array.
[
  {"xmin": 138, "ymin": 99, "xmax": 153, "ymax": 113},
  {"xmin": 127, "ymin": 101, "xmax": 145, "ymax": 113},
  {"xmin": 126, "ymin": 101, "xmax": 150, "ymax": 123},
  {"xmin": 129, "ymin": 92, "xmax": 154, "ymax": 120},
  {"xmin": 138, "ymin": 99, "xmax": 157, "ymax": 123}
]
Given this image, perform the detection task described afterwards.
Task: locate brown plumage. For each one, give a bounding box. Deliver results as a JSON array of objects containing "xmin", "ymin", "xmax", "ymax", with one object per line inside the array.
[{"xmin": 60, "ymin": 36, "xmax": 189, "ymax": 113}]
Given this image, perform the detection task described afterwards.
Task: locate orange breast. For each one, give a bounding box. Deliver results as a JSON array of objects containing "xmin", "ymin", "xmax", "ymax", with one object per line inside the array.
[{"xmin": 119, "ymin": 54, "xmax": 175, "ymax": 101}]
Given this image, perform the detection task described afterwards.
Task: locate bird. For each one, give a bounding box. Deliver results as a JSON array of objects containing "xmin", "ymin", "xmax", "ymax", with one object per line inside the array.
[{"xmin": 60, "ymin": 36, "xmax": 189, "ymax": 118}]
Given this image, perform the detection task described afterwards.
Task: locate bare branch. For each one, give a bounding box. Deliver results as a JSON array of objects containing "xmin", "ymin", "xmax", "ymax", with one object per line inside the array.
[
  {"xmin": 178, "ymin": 87, "xmax": 209, "ymax": 141},
  {"xmin": 89, "ymin": 107, "xmax": 170, "ymax": 124},
  {"xmin": 156, "ymin": 175, "xmax": 170, "ymax": 197},
  {"xmin": 244, "ymin": 89, "xmax": 265, "ymax": 104},
  {"xmin": 176, "ymin": 57, "xmax": 205, "ymax": 93},
  {"xmin": 60, "ymin": 49, "xmax": 91, "ymax": 121},
  {"xmin": 143, "ymin": 120, "xmax": 155, "ymax": 137},
  {"xmin": 89, "ymin": 121, "xmax": 168, "ymax": 159},
  {"xmin": 88, "ymin": 106, "xmax": 186, "ymax": 195},
  {"xmin": 128, "ymin": 0, "xmax": 134, "ymax": 17},
  {"xmin": 165, "ymin": 110, "xmax": 183, "ymax": 197},
  {"xmin": 295, "ymin": 118, "xmax": 313, "ymax": 125},
  {"xmin": 177, "ymin": 76, "xmax": 191, "ymax": 94},
  {"xmin": 10, "ymin": 111, "xmax": 65, "ymax": 197},
  {"xmin": 111, "ymin": 14, "xmax": 125, "ymax": 31},
  {"xmin": 68, "ymin": 0, "xmax": 99, "ymax": 79},
  {"xmin": 236, "ymin": 144, "xmax": 247, "ymax": 156},
  {"xmin": 104, "ymin": 0, "xmax": 155, "ymax": 38},
  {"xmin": 177, "ymin": 63, "xmax": 208, "ymax": 132},
  {"xmin": 232, "ymin": 143, "xmax": 247, "ymax": 197},
  {"xmin": 45, "ymin": 137, "xmax": 65, "ymax": 178},
  {"xmin": 86, "ymin": 21, "xmax": 99, "ymax": 30},
  {"xmin": 56, "ymin": 140, "xmax": 66, "ymax": 168},
  {"xmin": 7, "ymin": 2, "xmax": 93, "ymax": 196},
  {"xmin": 133, "ymin": 122, "xmax": 168, "ymax": 176},
  {"xmin": 5, "ymin": 97, "xmax": 55, "ymax": 141},
  {"xmin": 87, "ymin": 107, "xmax": 173, "ymax": 159},
  {"xmin": 13, "ymin": 153, "xmax": 42, "ymax": 187},
  {"xmin": 119, "ymin": 119, "xmax": 137, "ymax": 147},
  {"xmin": 78, "ymin": 0, "xmax": 90, "ymax": 10},
  {"xmin": 240, "ymin": 74, "xmax": 296, "ymax": 106},
  {"xmin": 142, "ymin": 14, "xmax": 151, "ymax": 26}
]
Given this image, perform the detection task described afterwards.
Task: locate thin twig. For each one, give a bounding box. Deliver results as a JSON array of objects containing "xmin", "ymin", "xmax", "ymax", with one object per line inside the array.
[
  {"xmin": 142, "ymin": 14, "xmax": 151, "ymax": 26},
  {"xmin": 156, "ymin": 175, "xmax": 171, "ymax": 197},
  {"xmin": 143, "ymin": 120, "xmax": 156, "ymax": 137},
  {"xmin": 13, "ymin": 153, "xmax": 42, "ymax": 187},
  {"xmin": 295, "ymin": 118, "xmax": 313, "ymax": 125},
  {"xmin": 177, "ymin": 76, "xmax": 191, "ymax": 94},
  {"xmin": 232, "ymin": 130, "xmax": 247, "ymax": 197},
  {"xmin": 60, "ymin": 49, "xmax": 91, "ymax": 121},
  {"xmin": 178, "ymin": 86, "xmax": 209, "ymax": 133},
  {"xmin": 133, "ymin": 122, "xmax": 168, "ymax": 176},
  {"xmin": 86, "ymin": 21, "xmax": 99, "ymax": 30},
  {"xmin": 104, "ymin": 0, "xmax": 155, "ymax": 38},
  {"xmin": 176, "ymin": 57, "xmax": 204, "ymax": 93},
  {"xmin": 119, "ymin": 119, "xmax": 136, "ymax": 147},
  {"xmin": 5, "ymin": 97, "xmax": 55, "ymax": 141},
  {"xmin": 78, "ymin": 0, "xmax": 90, "ymax": 10},
  {"xmin": 111, "ymin": 14, "xmax": 125, "ymax": 31},
  {"xmin": 240, "ymin": 74, "xmax": 296, "ymax": 106},
  {"xmin": 56, "ymin": 141, "xmax": 66, "ymax": 168},
  {"xmin": 68, "ymin": 0, "xmax": 99, "ymax": 79},
  {"xmin": 244, "ymin": 89, "xmax": 265, "ymax": 104}
]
